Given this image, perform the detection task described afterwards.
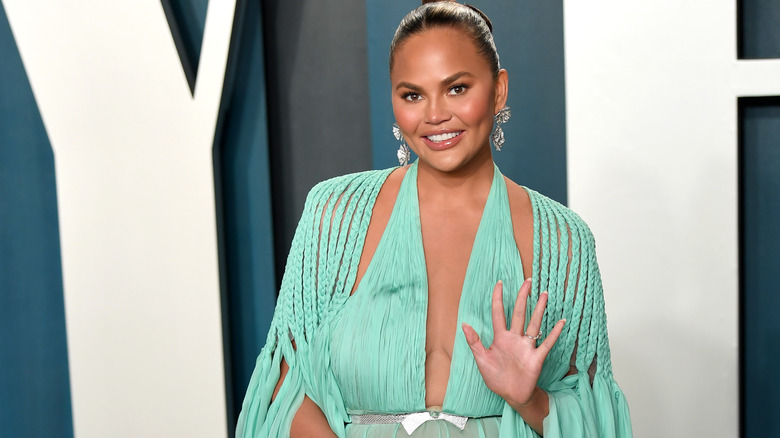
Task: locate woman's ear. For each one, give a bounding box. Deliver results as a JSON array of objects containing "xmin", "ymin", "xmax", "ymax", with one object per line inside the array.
[{"xmin": 494, "ymin": 69, "xmax": 509, "ymax": 113}]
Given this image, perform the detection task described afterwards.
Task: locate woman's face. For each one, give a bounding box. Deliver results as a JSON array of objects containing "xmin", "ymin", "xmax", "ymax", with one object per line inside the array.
[{"xmin": 390, "ymin": 26, "xmax": 508, "ymax": 173}]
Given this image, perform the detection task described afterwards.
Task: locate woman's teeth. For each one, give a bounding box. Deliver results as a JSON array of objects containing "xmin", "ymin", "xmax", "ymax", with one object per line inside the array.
[{"xmin": 426, "ymin": 132, "xmax": 461, "ymax": 143}]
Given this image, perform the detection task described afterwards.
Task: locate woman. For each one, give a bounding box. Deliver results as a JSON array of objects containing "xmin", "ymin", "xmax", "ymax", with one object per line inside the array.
[{"xmin": 237, "ymin": 1, "xmax": 632, "ymax": 436}]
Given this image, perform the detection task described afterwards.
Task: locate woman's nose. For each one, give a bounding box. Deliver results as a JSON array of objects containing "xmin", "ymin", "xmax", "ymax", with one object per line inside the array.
[{"xmin": 424, "ymin": 98, "xmax": 451, "ymax": 124}]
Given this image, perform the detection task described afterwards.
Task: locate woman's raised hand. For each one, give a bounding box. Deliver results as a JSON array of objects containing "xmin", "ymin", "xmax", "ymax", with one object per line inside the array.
[{"xmin": 461, "ymin": 279, "xmax": 565, "ymax": 409}]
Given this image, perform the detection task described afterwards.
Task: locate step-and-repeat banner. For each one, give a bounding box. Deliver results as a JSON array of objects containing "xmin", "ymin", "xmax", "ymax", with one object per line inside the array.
[{"xmin": 2, "ymin": 0, "xmax": 779, "ymax": 436}]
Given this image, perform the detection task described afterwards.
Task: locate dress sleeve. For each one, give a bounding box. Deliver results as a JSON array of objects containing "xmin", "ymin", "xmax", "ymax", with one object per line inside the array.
[
  {"xmin": 235, "ymin": 169, "xmax": 392, "ymax": 438},
  {"xmin": 499, "ymin": 191, "xmax": 632, "ymax": 437}
]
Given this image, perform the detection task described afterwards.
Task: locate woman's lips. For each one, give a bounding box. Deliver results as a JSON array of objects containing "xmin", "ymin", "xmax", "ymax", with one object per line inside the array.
[{"xmin": 421, "ymin": 130, "xmax": 464, "ymax": 151}]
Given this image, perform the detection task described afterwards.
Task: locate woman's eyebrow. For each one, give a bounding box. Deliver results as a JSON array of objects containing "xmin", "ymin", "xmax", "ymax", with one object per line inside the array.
[
  {"xmin": 394, "ymin": 71, "xmax": 474, "ymax": 91},
  {"xmin": 440, "ymin": 71, "xmax": 473, "ymax": 86},
  {"xmin": 395, "ymin": 81, "xmax": 421, "ymax": 91}
]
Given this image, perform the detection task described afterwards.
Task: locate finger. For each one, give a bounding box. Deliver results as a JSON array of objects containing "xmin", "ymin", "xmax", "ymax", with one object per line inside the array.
[
  {"xmin": 491, "ymin": 280, "xmax": 507, "ymax": 335},
  {"xmin": 509, "ymin": 278, "xmax": 532, "ymax": 335},
  {"xmin": 537, "ymin": 319, "xmax": 566, "ymax": 357},
  {"xmin": 462, "ymin": 323, "xmax": 487, "ymax": 361},
  {"xmin": 524, "ymin": 291, "xmax": 549, "ymax": 339}
]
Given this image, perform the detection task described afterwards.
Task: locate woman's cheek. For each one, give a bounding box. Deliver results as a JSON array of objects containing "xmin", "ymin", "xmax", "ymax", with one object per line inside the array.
[
  {"xmin": 394, "ymin": 106, "xmax": 422, "ymax": 136},
  {"xmin": 458, "ymin": 96, "xmax": 492, "ymax": 124}
]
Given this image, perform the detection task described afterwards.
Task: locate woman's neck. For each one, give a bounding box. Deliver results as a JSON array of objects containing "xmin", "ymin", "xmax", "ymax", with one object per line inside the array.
[{"xmin": 415, "ymin": 148, "xmax": 495, "ymax": 208}]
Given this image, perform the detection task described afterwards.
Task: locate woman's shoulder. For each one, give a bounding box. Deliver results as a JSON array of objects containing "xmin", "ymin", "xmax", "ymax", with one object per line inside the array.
[
  {"xmin": 529, "ymin": 187, "xmax": 591, "ymax": 232},
  {"xmin": 304, "ymin": 167, "xmax": 398, "ymax": 206},
  {"xmin": 504, "ymin": 177, "xmax": 594, "ymax": 238}
]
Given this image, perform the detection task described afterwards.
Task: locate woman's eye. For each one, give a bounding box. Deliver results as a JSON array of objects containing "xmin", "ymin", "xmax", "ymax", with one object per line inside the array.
[
  {"xmin": 403, "ymin": 92, "xmax": 422, "ymax": 102},
  {"xmin": 448, "ymin": 84, "xmax": 468, "ymax": 95}
]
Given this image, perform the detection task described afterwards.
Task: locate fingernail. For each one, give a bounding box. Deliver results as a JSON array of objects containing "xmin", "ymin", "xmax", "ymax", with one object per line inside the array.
[
  {"xmin": 561, "ymin": 319, "xmax": 567, "ymax": 324},
  {"xmin": 497, "ymin": 279, "xmax": 503, "ymax": 286},
  {"xmin": 541, "ymin": 291, "xmax": 548, "ymax": 296}
]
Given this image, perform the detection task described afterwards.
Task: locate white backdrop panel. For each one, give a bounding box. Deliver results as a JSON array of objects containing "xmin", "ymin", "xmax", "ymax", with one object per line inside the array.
[
  {"xmin": 564, "ymin": 0, "xmax": 755, "ymax": 436},
  {"xmin": 4, "ymin": 0, "xmax": 235, "ymax": 436}
]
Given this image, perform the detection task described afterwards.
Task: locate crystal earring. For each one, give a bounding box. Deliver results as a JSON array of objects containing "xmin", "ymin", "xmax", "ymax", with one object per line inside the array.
[
  {"xmin": 393, "ymin": 123, "xmax": 410, "ymax": 166},
  {"xmin": 491, "ymin": 106, "xmax": 511, "ymax": 151}
]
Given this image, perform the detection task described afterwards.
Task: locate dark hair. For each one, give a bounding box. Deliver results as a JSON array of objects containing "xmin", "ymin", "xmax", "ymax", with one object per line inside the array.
[{"xmin": 389, "ymin": 0, "xmax": 500, "ymax": 77}]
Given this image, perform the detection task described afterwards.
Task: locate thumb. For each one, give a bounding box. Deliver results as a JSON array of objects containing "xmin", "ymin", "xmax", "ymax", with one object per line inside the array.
[{"xmin": 462, "ymin": 323, "xmax": 487, "ymax": 359}]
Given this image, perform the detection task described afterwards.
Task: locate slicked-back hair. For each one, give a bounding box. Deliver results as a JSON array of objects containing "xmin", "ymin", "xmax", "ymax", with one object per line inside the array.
[{"xmin": 390, "ymin": 1, "xmax": 500, "ymax": 78}]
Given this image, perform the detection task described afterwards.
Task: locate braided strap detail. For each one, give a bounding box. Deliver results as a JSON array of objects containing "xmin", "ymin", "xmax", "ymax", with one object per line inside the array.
[
  {"xmin": 266, "ymin": 169, "xmax": 393, "ymax": 351},
  {"xmin": 526, "ymin": 188, "xmax": 613, "ymax": 379}
]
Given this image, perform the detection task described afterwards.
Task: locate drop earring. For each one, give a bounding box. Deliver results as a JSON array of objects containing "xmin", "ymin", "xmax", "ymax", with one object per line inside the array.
[
  {"xmin": 393, "ymin": 123, "xmax": 410, "ymax": 166},
  {"xmin": 491, "ymin": 106, "xmax": 511, "ymax": 151}
]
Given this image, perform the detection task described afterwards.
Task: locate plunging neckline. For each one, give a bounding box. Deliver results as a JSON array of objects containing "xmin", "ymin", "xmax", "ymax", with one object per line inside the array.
[
  {"xmin": 415, "ymin": 164, "xmax": 497, "ymax": 409},
  {"xmin": 345, "ymin": 161, "xmax": 525, "ymax": 411}
]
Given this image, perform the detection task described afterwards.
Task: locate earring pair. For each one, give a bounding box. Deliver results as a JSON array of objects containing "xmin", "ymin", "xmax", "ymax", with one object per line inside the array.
[{"xmin": 391, "ymin": 106, "xmax": 510, "ymax": 166}]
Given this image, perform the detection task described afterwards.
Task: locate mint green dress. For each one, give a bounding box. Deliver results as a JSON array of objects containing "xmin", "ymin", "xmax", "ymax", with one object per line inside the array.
[{"xmin": 236, "ymin": 161, "xmax": 632, "ymax": 437}]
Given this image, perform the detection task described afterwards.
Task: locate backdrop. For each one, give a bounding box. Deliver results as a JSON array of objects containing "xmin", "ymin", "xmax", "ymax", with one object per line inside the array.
[{"xmin": 1, "ymin": 0, "xmax": 779, "ymax": 437}]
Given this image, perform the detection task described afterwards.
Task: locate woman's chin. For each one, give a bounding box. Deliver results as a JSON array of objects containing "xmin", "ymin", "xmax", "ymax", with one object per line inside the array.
[{"xmin": 415, "ymin": 152, "xmax": 490, "ymax": 175}]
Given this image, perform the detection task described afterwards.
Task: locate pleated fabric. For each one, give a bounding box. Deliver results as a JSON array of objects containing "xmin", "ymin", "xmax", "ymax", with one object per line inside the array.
[{"xmin": 236, "ymin": 161, "xmax": 632, "ymax": 437}]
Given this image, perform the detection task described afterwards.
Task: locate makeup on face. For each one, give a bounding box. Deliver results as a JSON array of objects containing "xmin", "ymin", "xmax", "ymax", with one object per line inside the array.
[{"xmin": 390, "ymin": 26, "xmax": 505, "ymax": 173}]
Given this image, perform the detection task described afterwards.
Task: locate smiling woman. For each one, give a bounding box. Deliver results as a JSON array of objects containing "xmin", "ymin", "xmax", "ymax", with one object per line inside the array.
[{"xmin": 236, "ymin": 1, "xmax": 633, "ymax": 437}]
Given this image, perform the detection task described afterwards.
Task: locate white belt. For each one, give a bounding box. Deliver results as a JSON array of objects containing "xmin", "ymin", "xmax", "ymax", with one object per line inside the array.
[{"xmin": 351, "ymin": 411, "xmax": 469, "ymax": 435}]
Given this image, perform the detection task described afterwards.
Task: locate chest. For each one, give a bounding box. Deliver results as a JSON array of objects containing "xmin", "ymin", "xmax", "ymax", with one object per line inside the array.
[
  {"xmin": 420, "ymin": 209, "xmax": 482, "ymax": 352},
  {"xmin": 324, "ymin": 164, "xmax": 529, "ymax": 414}
]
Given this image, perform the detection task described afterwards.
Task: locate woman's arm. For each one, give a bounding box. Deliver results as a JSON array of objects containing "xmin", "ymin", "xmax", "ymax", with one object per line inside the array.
[
  {"xmin": 272, "ymin": 357, "xmax": 336, "ymax": 438},
  {"xmin": 472, "ymin": 184, "xmax": 632, "ymax": 437},
  {"xmin": 236, "ymin": 169, "xmax": 395, "ymax": 437}
]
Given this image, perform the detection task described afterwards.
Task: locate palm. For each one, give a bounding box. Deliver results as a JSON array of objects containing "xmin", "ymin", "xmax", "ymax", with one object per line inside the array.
[{"xmin": 462, "ymin": 280, "xmax": 565, "ymax": 407}]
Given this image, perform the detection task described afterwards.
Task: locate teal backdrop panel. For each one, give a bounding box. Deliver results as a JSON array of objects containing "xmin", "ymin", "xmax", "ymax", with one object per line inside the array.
[
  {"xmin": 161, "ymin": 0, "xmax": 210, "ymax": 93},
  {"xmin": 212, "ymin": 0, "xmax": 277, "ymax": 431},
  {"xmin": 365, "ymin": 0, "xmax": 415, "ymax": 169},
  {"xmin": 0, "ymin": 2, "xmax": 74, "ymax": 437},
  {"xmin": 365, "ymin": 0, "xmax": 567, "ymax": 204},
  {"xmin": 739, "ymin": 0, "xmax": 780, "ymax": 59},
  {"xmin": 740, "ymin": 96, "xmax": 780, "ymax": 437}
]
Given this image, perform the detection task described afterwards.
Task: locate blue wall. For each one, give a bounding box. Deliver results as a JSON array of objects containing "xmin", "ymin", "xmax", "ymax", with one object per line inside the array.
[
  {"xmin": 739, "ymin": 1, "xmax": 780, "ymax": 433},
  {"xmin": 739, "ymin": 0, "xmax": 780, "ymax": 59},
  {"xmin": 161, "ymin": 0, "xmax": 210, "ymax": 93},
  {"xmin": 740, "ymin": 96, "xmax": 780, "ymax": 437},
  {"xmin": 0, "ymin": 3, "xmax": 74, "ymax": 437},
  {"xmin": 212, "ymin": 0, "xmax": 277, "ymax": 431}
]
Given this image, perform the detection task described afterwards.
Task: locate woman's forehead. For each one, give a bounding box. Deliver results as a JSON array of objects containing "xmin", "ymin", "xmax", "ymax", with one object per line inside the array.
[{"xmin": 390, "ymin": 27, "xmax": 492, "ymax": 83}]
